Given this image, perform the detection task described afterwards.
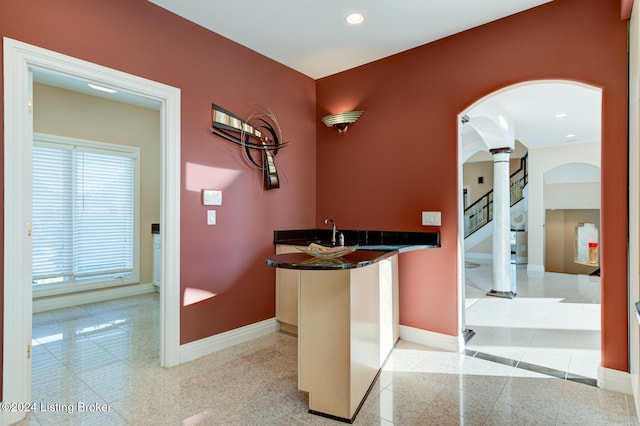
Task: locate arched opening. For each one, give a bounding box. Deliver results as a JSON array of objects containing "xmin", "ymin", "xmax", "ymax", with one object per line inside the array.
[{"xmin": 458, "ymin": 80, "xmax": 602, "ymax": 381}]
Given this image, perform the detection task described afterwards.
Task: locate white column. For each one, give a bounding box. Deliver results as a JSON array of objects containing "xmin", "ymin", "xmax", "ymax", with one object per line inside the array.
[{"xmin": 489, "ymin": 148, "xmax": 516, "ymax": 298}]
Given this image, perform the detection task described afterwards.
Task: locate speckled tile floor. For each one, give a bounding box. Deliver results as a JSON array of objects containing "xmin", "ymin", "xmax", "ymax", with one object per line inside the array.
[{"xmin": 16, "ymin": 291, "xmax": 637, "ymax": 425}]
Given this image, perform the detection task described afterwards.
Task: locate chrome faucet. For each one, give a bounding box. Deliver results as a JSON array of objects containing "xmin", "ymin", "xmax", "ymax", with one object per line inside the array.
[{"xmin": 324, "ymin": 218, "xmax": 337, "ymax": 246}]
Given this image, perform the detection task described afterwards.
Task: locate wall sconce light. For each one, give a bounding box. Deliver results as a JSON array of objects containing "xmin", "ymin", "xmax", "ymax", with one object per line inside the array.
[{"xmin": 321, "ymin": 111, "xmax": 364, "ymax": 133}]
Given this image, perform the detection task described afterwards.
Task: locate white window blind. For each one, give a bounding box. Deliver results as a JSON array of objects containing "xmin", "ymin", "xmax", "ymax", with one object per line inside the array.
[
  {"xmin": 32, "ymin": 144, "xmax": 73, "ymax": 282},
  {"xmin": 32, "ymin": 134, "xmax": 139, "ymax": 292}
]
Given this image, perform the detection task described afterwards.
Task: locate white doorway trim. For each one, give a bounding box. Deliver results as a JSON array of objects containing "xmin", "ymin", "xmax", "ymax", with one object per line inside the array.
[{"xmin": 2, "ymin": 37, "xmax": 181, "ymax": 425}]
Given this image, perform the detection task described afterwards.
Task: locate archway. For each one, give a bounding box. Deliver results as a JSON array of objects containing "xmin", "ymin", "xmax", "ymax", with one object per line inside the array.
[{"xmin": 458, "ymin": 79, "xmax": 603, "ymax": 380}]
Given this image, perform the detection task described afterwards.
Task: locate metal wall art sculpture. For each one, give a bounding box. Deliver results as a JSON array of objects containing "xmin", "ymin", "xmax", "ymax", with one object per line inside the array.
[{"xmin": 211, "ymin": 103, "xmax": 287, "ymax": 190}]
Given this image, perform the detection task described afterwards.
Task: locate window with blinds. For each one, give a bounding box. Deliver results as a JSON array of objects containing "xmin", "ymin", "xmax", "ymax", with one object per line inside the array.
[{"xmin": 32, "ymin": 134, "xmax": 140, "ymax": 294}]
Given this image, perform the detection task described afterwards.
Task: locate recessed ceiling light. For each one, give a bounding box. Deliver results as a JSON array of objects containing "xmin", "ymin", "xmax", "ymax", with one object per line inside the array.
[
  {"xmin": 565, "ymin": 133, "xmax": 576, "ymax": 139},
  {"xmin": 555, "ymin": 113, "xmax": 568, "ymax": 119},
  {"xmin": 88, "ymin": 83, "xmax": 117, "ymax": 94},
  {"xmin": 346, "ymin": 13, "xmax": 364, "ymax": 25}
]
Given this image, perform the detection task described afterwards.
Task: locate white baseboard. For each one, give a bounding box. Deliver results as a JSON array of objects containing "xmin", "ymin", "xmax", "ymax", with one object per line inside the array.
[
  {"xmin": 632, "ymin": 372, "xmax": 640, "ymax": 416},
  {"xmin": 179, "ymin": 318, "xmax": 279, "ymax": 364},
  {"xmin": 33, "ymin": 283, "xmax": 156, "ymax": 313},
  {"xmin": 598, "ymin": 365, "xmax": 632, "ymax": 395},
  {"xmin": 527, "ymin": 263, "xmax": 545, "ymax": 273},
  {"xmin": 399, "ymin": 325, "xmax": 464, "ymax": 353}
]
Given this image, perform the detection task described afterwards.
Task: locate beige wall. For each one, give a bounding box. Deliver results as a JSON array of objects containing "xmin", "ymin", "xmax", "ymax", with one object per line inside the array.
[
  {"xmin": 462, "ymin": 157, "xmax": 525, "ymax": 207},
  {"xmin": 33, "ymin": 83, "xmax": 160, "ymax": 285},
  {"xmin": 466, "ymin": 235, "xmax": 492, "ymax": 255},
  {"xmin": 545, "ymin": 209, "xmax": 600, "ymax": 275},
  {"xmin": 462, "ymin": 161, "xmax": 493, "ymax": 207},
  {"xmin": 545, "ymin": 182, "xmax": 600, "ymax": 210}
]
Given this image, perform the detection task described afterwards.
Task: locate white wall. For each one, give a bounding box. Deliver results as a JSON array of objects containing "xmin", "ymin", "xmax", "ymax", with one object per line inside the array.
[
  {"xmin": 527, "ymin": 141, "xmax": 600, "ymax": 271},
  {"xmin": 545, "ymin": 182, "xmax": 600, "ymax": 210}
]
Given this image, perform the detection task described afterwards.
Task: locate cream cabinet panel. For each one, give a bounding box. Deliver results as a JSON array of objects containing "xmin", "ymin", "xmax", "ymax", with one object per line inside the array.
[
  {"xmin": 297, "ymin": 255, "xmax": 398, "ymax": 421},
  {"xmin": 275, "ymin": 245, "xmax": 301, "ymax": 333}
]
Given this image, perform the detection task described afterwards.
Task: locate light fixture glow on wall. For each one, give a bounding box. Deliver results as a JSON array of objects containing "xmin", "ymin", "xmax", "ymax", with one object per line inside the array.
[{"xmin": 322, "ymin": 111, "xmax": 364, "ymax": 133}]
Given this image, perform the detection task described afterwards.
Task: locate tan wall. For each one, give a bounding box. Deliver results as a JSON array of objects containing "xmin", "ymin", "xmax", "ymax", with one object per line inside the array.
[
  {"xmin": 463, "ymin": 161, "xmax": 493, "ymax": 207},
  {"xmin": 33, "ymin": 83, "xmax": 160, "ymax": 285},
  {"xmin": 466, "ymin": 235, "xmax": 492, "ymax": 255},
  {"xmin": 463, "ymin": 158, "xmax": 525, "ymax": 207},
  {"xmin": 545, "ymin": 209, "xmax": 600, "ymax": 275}
]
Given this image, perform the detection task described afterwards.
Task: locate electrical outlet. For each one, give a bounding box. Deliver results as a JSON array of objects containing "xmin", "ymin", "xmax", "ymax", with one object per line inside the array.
[
  {"xmin": 207, "ymin": 210, "xmax": 216, "ymax": 225},
  {"xmin": 202, "ymin": 189, "xmax": 222, "ymax": 206},
  {"xmin": 422, "ymin": 211, "xmax": 441, "ymax": 226}
]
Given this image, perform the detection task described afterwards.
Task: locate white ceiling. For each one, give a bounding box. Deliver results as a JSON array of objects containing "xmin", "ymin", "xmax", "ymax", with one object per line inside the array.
[
  {"xmin": 147, "ymin": 0, "xmax": 553, "ymax": 80},
  {"xmin": 34, "ymin": 0, "xmax": 601, "ymax": 179},
  {"xmin": 464, "ymin": 81, "xmax": 602, "ymax": 160},
  {"xmin": 146, "ymin": 0, "xmax": 601, "ymax": 153},
  {"xmin": 33, "ymin": 68, "xmax": 162, "ymax": 110}
]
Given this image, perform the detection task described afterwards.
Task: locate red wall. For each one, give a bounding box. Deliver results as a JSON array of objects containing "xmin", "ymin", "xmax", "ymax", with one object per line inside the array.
[
  {"xmin": 0, "ymin": 0, "xmax": 631, "ymax": 399},
  {"xmin": 622, "ymin": 0, "xmax": 634, "ymax": 19},
  {"xmin": 316, "ymin": 0, "xmax": 629, "ymax": 371},
  {"xmin": 0, "ymin": 0, "xmax": 317, "ymax": 394}
]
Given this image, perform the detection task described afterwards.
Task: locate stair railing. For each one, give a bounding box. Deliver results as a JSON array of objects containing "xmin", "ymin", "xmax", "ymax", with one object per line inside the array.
[{"xmin": 464, "ymin": 153, "xmax": 528, "ymax": 238}]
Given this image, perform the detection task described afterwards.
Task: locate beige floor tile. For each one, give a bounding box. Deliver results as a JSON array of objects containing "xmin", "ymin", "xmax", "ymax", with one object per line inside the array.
[{"xmin": 27, "ymin": 289, "xmax": 634, "ymax": 425}]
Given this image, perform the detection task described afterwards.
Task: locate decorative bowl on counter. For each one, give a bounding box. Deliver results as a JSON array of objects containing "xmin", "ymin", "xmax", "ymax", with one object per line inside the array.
[{"xmin": 298, "ymin": 243, "xmax": 358, "ymax": 259}]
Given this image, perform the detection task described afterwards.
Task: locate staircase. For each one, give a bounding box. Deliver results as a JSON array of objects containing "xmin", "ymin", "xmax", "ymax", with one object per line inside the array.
[{"xmin": 464, "ymin": 153, "xmax": 528, "ymax": 247}]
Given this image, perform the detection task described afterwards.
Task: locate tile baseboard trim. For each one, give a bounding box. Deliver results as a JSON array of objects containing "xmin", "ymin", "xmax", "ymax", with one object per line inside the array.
[
  {"xmin": 180, "ymin": 318, "xmax": 279, "ymax": 364},
  {"xmin": 33, "ymin": 283, "xmax": 156, "ymax": 313},
  {"xmin": 399, "ymin": 325, "xmax": 463, "ymax": 353},
  {"xmin": 598, "ymin": 365, "xmax": 632, "ymax": 395}
]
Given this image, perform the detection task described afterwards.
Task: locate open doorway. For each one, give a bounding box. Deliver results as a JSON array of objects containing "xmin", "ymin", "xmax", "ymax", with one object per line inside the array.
[
  {"xmin": 3, "ymin": 38, "xmax": 181, "ymax": 424},
  {"xmin": 29, "ymin": 74, "xmax": 163, "ymax": 416},
  {"xmin": 458, "ymin": 80, "xmax": 603, "ymax": 381},
  {"xmin": 31, "ymin": 72, "xmax": 161, "ymax": 305}
]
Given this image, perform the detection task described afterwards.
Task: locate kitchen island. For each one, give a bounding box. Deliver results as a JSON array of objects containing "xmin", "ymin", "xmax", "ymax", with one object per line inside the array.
[
  {"xmin": 266, "ymin": 249, "xmax": 398, "ymax": 423},
  {"xmin": 266, "ymin": 229, "xmax": 439, "ymax": 423},
  {"xmin": 271, "ymin": 229, "xmax": 440, "ymax": 334}
]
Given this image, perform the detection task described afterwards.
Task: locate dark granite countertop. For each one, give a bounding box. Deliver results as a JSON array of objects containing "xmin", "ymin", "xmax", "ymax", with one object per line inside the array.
[
  {"xmin": 273, "ymin": 228, "xmax": 440, "ymax": 253},
  {"xmin": 266, "ymin": 250, "xmax": 396, "ymax": 270}
]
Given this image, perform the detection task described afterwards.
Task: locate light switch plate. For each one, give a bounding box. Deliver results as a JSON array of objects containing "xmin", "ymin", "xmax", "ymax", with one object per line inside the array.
[
  {"xmin": 202, "ymin": 189, "xmax": 222, "ymax": 206},
  {"xmin": 207, "ymin": 210, "xmax": 216, "ymax": 225},
  {"xmin": 422, "ymin": 211, "xmax": 441, "ymax": 226}
]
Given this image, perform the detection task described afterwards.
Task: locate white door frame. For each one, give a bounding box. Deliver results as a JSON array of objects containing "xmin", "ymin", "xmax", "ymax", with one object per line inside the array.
[{"xmin": 2, "ymin": 37, "xmax": 181, "ymax": 425}]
